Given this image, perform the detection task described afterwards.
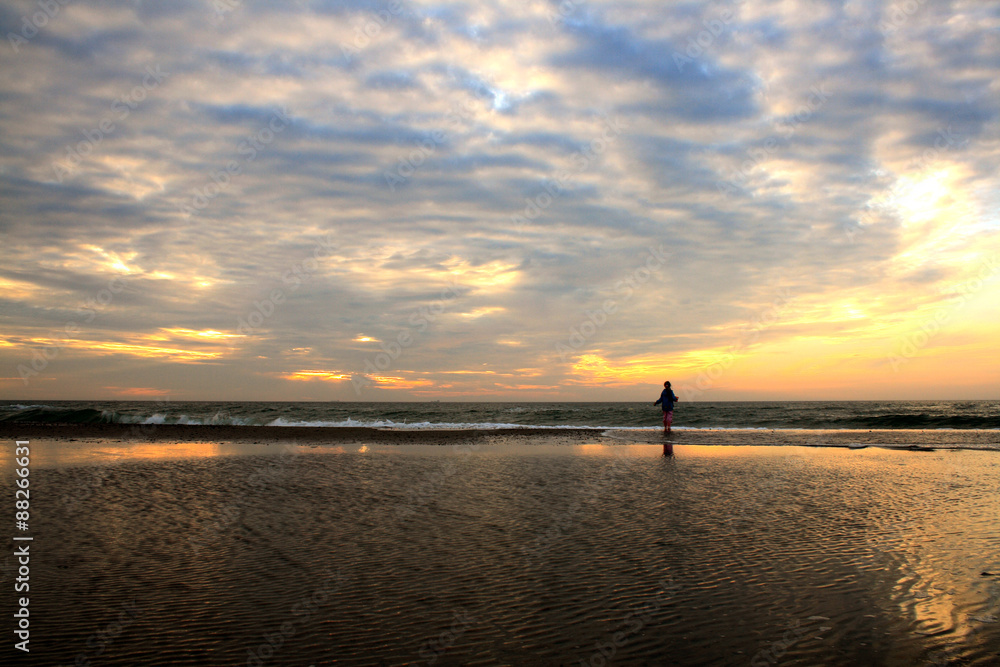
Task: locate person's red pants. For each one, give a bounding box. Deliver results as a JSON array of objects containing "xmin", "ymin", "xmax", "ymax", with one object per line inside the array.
[{"xmin": 662, "ymin": 410, "xmax": 673, "ymax": 429}]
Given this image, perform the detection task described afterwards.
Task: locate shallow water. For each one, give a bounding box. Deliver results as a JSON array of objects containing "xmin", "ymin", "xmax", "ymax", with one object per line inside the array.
[{"xmin": 5, "ymin": 441, "xmax": 999, "ymax": 665}]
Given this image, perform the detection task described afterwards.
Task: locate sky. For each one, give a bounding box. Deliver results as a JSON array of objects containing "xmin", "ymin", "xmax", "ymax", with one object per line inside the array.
[{"xmin": 0, "ymin": 0, "xmax": 998, "ymax": 402}]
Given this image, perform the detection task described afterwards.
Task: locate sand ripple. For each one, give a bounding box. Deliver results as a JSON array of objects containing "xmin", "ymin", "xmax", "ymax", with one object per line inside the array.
[{"xmin": 15, "ymin": 445, "xmax": 1000, "ymax": 665}]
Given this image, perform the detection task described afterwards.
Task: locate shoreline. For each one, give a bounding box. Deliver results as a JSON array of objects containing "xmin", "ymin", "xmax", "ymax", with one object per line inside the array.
[
  {"xmin": 1, "ymin": 421, "xmax": 998, "ymax": 450},
  {"xmin": 0, "ymin": 422, "xmax": 600, "ymax": 444}
]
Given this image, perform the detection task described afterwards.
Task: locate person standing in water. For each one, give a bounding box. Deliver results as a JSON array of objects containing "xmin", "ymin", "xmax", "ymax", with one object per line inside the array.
[{"xmin": 653, "ymin": 381, "xmax": 679, "ymax": 434}]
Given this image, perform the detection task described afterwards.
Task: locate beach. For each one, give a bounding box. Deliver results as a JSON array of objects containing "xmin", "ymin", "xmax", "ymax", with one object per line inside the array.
[
  {"xmin": 4, "ymin": 420, "xmax": 1000, "ymax": 451},
  {"xmin": 4, "ymin": 427, "xmax": 999, "ymax": 666}
]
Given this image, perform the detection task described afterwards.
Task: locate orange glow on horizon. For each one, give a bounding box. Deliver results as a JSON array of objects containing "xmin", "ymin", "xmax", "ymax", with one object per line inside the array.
[
  {"xmin": 25, "ymin": 337, "xmax": 220, "ymax": 362},
  {"xmin": 105, "ymin": 386, "xmax": 172, "ymax": 397},
  {"xmin": 157, "ymin": 328, "xmax": 243, "ymax": 341},
  {"xmin": 283, "ymin": 370, "xmax": 353, "ymax": 382}
]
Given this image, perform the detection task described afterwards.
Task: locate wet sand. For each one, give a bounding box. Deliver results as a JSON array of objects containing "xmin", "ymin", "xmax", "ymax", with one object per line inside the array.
[
  {"xmin": 0, "ymin": 421, "xmax": 598, "ymax": 445},
  {"xmin": 3, "ymin": 421, "xmax": 998, "ymax": 450},
  {"xmin": 3, "ymin": 434, "xmax": 999, "ymax": 666}
]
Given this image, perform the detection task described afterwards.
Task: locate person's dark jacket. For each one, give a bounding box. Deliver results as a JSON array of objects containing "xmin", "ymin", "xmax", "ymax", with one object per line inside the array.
[{"xmin": 655, "ymin": 388, "xmax": 677, "ymax": 412}]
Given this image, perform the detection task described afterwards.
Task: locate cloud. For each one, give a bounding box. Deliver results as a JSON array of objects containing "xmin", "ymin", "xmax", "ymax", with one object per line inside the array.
[{"xmin": 0, "ymin": 0, "xmax": 998, "ymax": 400}]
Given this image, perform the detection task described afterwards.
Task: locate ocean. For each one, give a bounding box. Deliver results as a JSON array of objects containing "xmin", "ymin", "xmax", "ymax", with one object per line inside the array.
[{"xmin": 1, "ymin": 398, "xmax": 998, "ymax": 430}]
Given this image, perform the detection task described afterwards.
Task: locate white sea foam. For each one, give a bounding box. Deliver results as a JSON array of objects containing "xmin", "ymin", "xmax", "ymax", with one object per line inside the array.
[{"xmin": 265, "ymin": 417, "xmax": 609, "ymax": 430}]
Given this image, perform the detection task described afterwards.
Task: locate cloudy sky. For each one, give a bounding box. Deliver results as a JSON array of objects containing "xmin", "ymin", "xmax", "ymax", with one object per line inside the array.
[{"xmin": 1, "ymin": 0, "xmax": 998, "ymax": 402}]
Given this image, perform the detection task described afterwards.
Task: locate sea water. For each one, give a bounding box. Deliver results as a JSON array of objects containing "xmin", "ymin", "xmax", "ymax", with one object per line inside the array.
[{"xmin": 2, "ymin": 399, "xmax": 998, "ymax": 430}]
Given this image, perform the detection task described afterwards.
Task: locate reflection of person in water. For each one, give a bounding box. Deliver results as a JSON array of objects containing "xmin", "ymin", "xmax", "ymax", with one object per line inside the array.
[{"xmin": 653, "ymin": 381, "xmax": 679, "ymax": 434}]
